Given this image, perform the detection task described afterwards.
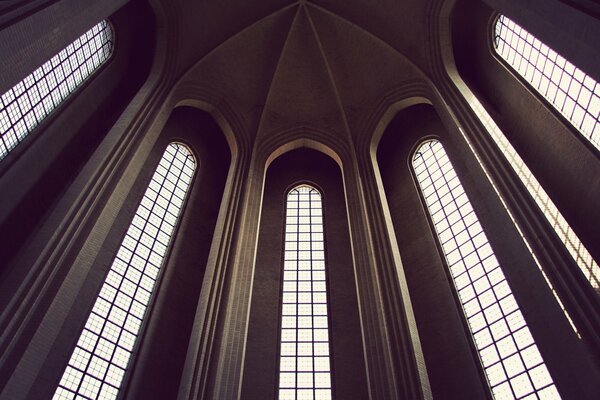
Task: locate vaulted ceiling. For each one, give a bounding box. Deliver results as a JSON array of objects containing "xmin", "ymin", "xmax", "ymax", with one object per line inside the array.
[{"xmin": 157, "ymin": 0, "xmax": 445, "ymax": 151}]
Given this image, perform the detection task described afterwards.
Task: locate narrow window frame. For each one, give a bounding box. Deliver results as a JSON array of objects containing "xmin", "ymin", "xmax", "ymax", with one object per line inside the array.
[
  {"xmin": 276, "ymin": 182, "xmax": 336, "ymax": 400},
  {"xmin": 0, "ymin": 19, "xmax": 116, "ymax": 166},
  {"xmin": 411, "ymin": 138, "xmax": 561, "ymax": 400},
  {"xmin": 490, "ymin": 13, "xmax": 600, "ymax": 156},
  {"xmin": 486, "ymin": 13, "xmax": 600, "ymax": 295},
  {"xmin": 409, "ymin": 135, "xmax": 496, "ymax": 398},
  {"xmin": 53, "ymin": 141, "xmax": 197, "ymax": 400}
]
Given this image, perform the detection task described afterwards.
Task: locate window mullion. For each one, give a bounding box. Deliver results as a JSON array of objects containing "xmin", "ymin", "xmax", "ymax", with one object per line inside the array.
[
  {"xmin": 0, "ymin": 21, "xmax": 114, "ymax": 161},
  {"xmin": 279, "ymin": 185, "xmax": 332, "ymax": 400},
  {"xmin": 54, "ymin": 143, "xmax": 196, "ymax": 400},
  {"xmin": 413, "ymin": 140, "xmax": 560, "ymax": 399}
]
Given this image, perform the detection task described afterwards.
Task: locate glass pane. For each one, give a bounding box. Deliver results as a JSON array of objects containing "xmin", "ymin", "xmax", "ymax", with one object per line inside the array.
[
  {"xmin": 0, "ymin": 21, "xmax": 114, "ymax": 160},
  {"xmin": 279, "ymin": 185, "xmax": 333, "ymax": 400},
  {"xmin": 53, "ymin": 143, "xmax": 195, "ymax": 400},
  {"xmin": 494, "ymin": 15, "xmax": 599, "ymax": 151},
  {"xmin": 464, "ymin": 88, "xmax": 599, "ymax": 293},
  {"xmin": 413, "ymin": 140, "xmax": 560, "ymax": 400}
]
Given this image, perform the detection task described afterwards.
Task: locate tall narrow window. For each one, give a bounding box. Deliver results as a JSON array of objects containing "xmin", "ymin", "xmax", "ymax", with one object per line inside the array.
[
  {"xmin": 463, "ymin": 87, "xmax": 599, "ymax": 293},
  {"xmin": 494, "ymin": 15, "xmax": 599, "ymax": 151},
  {"xmin": 492, "ymin": 15, "xmax": 600, "ymax": 289},
  {"xmin": 0, "ymin": 20, "xmax": 114, "ymax": 161},
  {"xmin": 279, "ymin": 185, "xmax": 333, "ymax": 400},
  {"xmin": 413, "ymin": 140, "xmax": 560, "ymax": 400},
  {"xmin": 53, "ymin": 143, "xmax": 195, "ymax": 400}
]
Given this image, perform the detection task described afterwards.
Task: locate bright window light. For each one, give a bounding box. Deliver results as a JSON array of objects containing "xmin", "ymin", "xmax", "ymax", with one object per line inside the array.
[
  {"xmin": 279, "ymin": 185, "xmax": 333, "ymax": 400},
  {"xmin": 492, "ymin": 15, "xmax": 600, "ymax": 291},
  {"xmin": 0, "ymin": 20, "xmax": 113, "ymax": 161},
  {"xmin": 464, "ymin": 89, "xmax": 599, "ymax": 293},
  {"xmin": 413, "ymin": 140, "xmax": 560, "ymax": 400},
  {"xmin": 53, "ymin": 143, "xmax": 195, "ymax": 400},
  {"xmin": 494, "ymin": 15, "xmax": 600, "ymax": 151}
]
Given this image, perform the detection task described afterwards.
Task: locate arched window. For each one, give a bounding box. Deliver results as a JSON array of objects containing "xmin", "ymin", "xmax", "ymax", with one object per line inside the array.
[
  {"xmin": 486, "ymin": 15, "xmax": 600, "ymax": 293},
  {"xmin": 413, "ymin": 140, "xmax": 560, "ymax": 399},
  {"xmin": 494, "ymin": 15, "xmax": 599, "ymax": 151},
  {"xmin": 279, "ymin": 185, "xmax": 333, "ymax": 400},
  {"xmin": 0, "ymin": 20, "xmax": 113, "ymax": 161},
  {"xmin": 53, "ymin": 143, "xmax": 195, "ymax": 400}
]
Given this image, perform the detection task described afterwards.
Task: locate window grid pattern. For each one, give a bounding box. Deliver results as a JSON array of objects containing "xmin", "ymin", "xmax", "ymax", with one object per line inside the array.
[
  {"xmin": 467, "ymin": 93, "xmax": 599, "ymax": 292},
  {"xmin": 0, "ymin": 21, "xmax": 113, "ymax": 161},
  {"xmin": 455, "ymin": 110, "xmax": 580, "ymax": 336},
  {"xmin": 279, "ymin": 185, "xmax": 332, "ymax": 400},
  {"xmin": 414, "ymin": 140, "xmax": 560, "ymax": 400},
  {"xmin": 494, "ymin": 15, "xmax": 600, "ymax": 151},
  {"xmin": 54, "ymin": 143, "xmax": 195, "ymax": 400}
]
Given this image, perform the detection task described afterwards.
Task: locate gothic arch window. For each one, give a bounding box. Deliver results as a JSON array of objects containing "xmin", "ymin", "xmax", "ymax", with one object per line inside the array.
[
  {"xmin": 279, "ymin": 184, "xmax": 333, "ymax": 400},
  {"xmin": 53, "ymin": 143, "xmax": 195, "ymax": 400},
  {"xmin": 413, "ymin": 139, "xmax": 560, "ymax": 399},
  {"xmin": 493, "ymin": 15, "xmax": 599, "ymax": 151},
  {"xmin": 0, "ymin": 20, "xmax": 113, "ymax": 161}
]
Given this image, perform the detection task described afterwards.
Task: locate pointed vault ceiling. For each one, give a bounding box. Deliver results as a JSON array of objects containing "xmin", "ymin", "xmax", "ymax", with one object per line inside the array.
[{"xmin": 165, "ymin": 0, "xmax": 439, "ymax": 151}]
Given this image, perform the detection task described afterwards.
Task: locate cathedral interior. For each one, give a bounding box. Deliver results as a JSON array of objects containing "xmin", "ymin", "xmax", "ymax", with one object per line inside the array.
[{"xmin": 0, "ymin": 0, "xmax": 599, "ymax": 399}]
